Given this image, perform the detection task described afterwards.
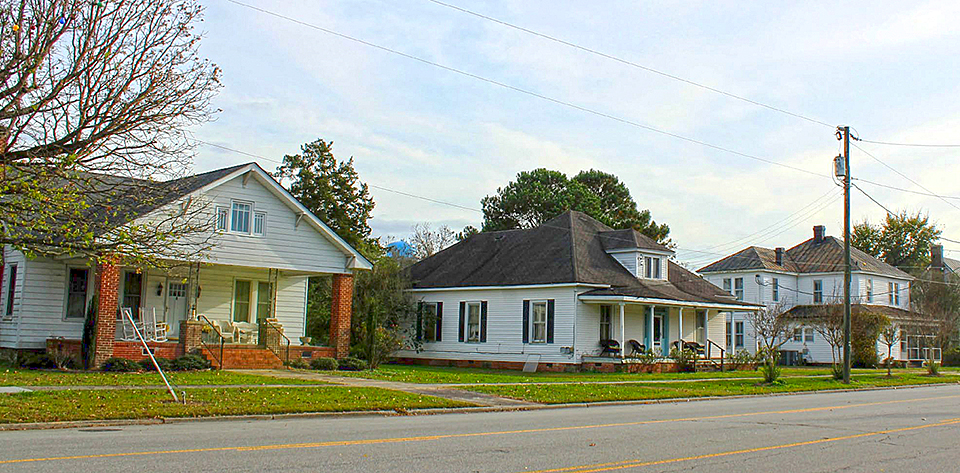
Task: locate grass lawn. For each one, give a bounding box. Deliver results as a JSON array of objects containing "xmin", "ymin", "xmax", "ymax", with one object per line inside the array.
[
  {"xmin": 0, "ymin": 386, "xmax": 473, "ymax": 424},
  {"xmin": 463, "ymin": 373, "xmax": 960, "ymax": 404},
  {"xmin": 0, "ymin": 369, "xmax": 326, "ymax": 387},
  {"xmin": 323, "ymin": 364, "xmax": 917, "ymax": 385}
]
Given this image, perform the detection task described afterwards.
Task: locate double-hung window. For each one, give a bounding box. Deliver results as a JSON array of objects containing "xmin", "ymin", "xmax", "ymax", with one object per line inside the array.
[
  {"xmin": 256, "ymin": 281, "xmax": 273, "ymax": 321},
  {"xmin": 231, "ymin": 201, "xmax": 252, "ymax": 234},
  {"xmin": 726, "ymin": 320, "xmax": 732, "ymax": 347},
  {"xmin": 599, "ymin": 305, "xmax": 612, "ymax": 341},
  {"xmin": 422, "ymin": 302, "xmax": 439, "ymax": 342},
  {"xmin": 466, "ymin": 302, "xmax": 482, "ymax": 342},
  {"xmin": 734, "ymin": 321, "xmax": 745, "ymax": 348},
  {"xmin": 813, "ymin": 280, "xmax": 823, "ymax": 303},
  {"xmin": 531, "ymin": 301, "xmax": 548, "ymax": 343},
  {"xmin": 65, "ymin": 268, "xmax": 90, "ymax": 319},
  {"xmin": 734, "ymin": 278, "xmax": 744, "ymax": 301},
  {"xmin": 893, "ymin": 282, "xmax": 901, "ymax": 305},
  {"xmin": 866, "ymin": 279, "xmax": 873, "ymax": 303},
  {"xmin": 644, "ymin": 257, "xmax": 661, "ymax": 279},
  {"xmin": 804, "ymin": 327, "xmax": 815, "ymax": 342},
  {"xmin": 772, "ymin": 278, "xmax": 780, "ymax": 302},
  {"xmin": 215, "ymin": 207, "xmax": 228, "ymax": 231},
  {"xmin": 793, "ymin": 328, "xmax": 803, "ymax": 342},
  {"xmin": 4, "ymin": 265, "xmax": 17, "ymax": 318},
  {"xmin": 723, "ymin": 278, "xmax": 732, "ymax": 295},
  {"xmin": 253, "ymin": 211, "xmax": 266, "ymax": 236},
  {"xmin": 233, "ymin": 280, "xmax": 252, "ymax": 323}
]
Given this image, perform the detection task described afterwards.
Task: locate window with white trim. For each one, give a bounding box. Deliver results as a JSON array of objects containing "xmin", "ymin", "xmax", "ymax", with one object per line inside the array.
[
  {"xmin": 814, "ymin": 280, "xmax": 823, "ymax": 303},
  {"xmin": 233, "ymin": 280, "xmax": 252, "ymax": 323},
  {"xmin": 65, "ymin": 267, "xmax": 90, "ymax": 319},
  {"xmin": 866, "ymin": 279, "xmax": 873, "ymax": 303},
  {"xmin": 230, "ymin": 201, "xmax": 252, "ymax": 234},
  {"xmin": 253, "ymin": 211, "xmax": 266, "ymax": 236},
  {"xmin": 599, "ymin": 305, "xmax": 612, "ymax": 341},
  {"xmin": 893, "ymin": 282, "xmax": 901, "ymax": 305},
  {"xmin": 804, "ymin": 327, "xmax": 815, "ymax": 343},
  {"xmin": 734, "ymin": 321, "xmax": 744, "ymax": 348},
  {"xmin": 256, "ymin": 281, "xmax": 273, "ymax": 321},
  {"xmin": 726, "ymin": 320, "xmax": 732, "ymax": 347},
  {"xmin": 5, "ymin": 264, "xmax": 17, "ymax": 318},
  {"xmin": 793, "ymin": 328, "xmax": 802, "ymax": 342},
  {"xmin": 772, "ymin": 278, "xmax": 779, "ymax": 302},
  {"xmin": 466, "ymin": 302, "xmax": 481, "ymax": 342},
  {"xmin": 644, "ymin": 256, "xmax": 661, "ymax": 279},
  {"xmin": 215, "ymin": 206, "xmax": 228, "ymax": 231},
  {"xmin": 734, "ymin": 277, "xmax": 744, "ymax": 301},
  {"xmin": 422, "ymin": 302, "xmax": 439, "ymax": 342},
  {"xmin": 723, "ymin": 278, "xmax": 732, "ymax": 295},
  {"xmin": 531, "ymin": 301, "xmax": 548, "ymax": 343}
]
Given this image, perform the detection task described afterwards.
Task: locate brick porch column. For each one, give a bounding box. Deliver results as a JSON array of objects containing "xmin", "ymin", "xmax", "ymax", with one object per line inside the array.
[
  {"xmin": 330, "ymin": 273, "xmax": 354, "ymax": 359},
  {"xmin": 92, "ymin": 260, "xmax": 120, "ymax": 367}
]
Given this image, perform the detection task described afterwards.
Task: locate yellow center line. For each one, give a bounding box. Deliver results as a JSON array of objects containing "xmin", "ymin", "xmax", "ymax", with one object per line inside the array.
[
  {"xmin": 520, "ymin": 416, "xmax": 960, "ymax": 473},
  {"xmin": 1, "ymin": 393, "xmax": 958, "ymax": 465}
]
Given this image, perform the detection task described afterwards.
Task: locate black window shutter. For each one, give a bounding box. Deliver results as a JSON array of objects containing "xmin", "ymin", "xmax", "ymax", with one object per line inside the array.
[
  {"xmin": 416, "ymin": 301, "xmax": 423, "ymax": 342},
  {"xmin": 458, "ymin": 301, "xmax": 465, "ymax": 342},
  {"xmin": 480, "ymin": 301, "xmax": 488, "ymax": 342},
  {"xmin": 435, "ymin": 302, "xmax": 443, "ymax": 342},
  {"xmin": 522, "ymin": 300, "xmax": 530, "ymax": 344},
  {"xmin": 547, "ymin": 299, "xmax": 555, "ymax": 344}
]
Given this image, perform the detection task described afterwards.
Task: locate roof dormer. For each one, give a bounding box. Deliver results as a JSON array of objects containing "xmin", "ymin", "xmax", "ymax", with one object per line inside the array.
[{"xmin": 598, "ymin": 229, "xmax": 673, "ymax": 280}]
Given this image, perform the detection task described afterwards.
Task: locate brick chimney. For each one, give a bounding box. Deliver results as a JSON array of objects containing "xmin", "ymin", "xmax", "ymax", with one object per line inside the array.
[
  {"xmin": 775, "ymin": 247, "xmax": 784, "ymax": 266},
  {"xmin": 813, "ymin": 225, "xmax": 826, "ymax": 243},
  {"xmin": 931, "ymin": 244, "xmax": 944, "ymax": 270}
]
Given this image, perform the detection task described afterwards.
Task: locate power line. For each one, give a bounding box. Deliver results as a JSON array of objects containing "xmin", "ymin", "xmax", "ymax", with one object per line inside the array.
[
  {"xmin": 852, "ymin": 142, "xmax": 960, "ymax": 212},
  {"xmin": 424, "ymin": 0, "xmax": 834, "ymax": 129},
  {"xmin": 858, "ymin": 139, "xmax": 960, "ymax": 148},
  {"xmin": 223, "ymin": 0, "xmax": 831, "ymax": 180},
  {"xmin": 852, "ymin": 182, "xmax": 895, "ymax": 216}
]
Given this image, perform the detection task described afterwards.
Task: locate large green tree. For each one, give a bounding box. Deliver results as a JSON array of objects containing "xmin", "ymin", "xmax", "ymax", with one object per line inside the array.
[
  {"xmin": 851, "ymin": 211, "xmax": 941, "ymax": 274},
  {"xmin": 481, "ymin": 168, "xmax": 670, "ymax": 244},
  {"xmin": 274, "ymin": 139, "xmax": 376, "ymax": 252}
]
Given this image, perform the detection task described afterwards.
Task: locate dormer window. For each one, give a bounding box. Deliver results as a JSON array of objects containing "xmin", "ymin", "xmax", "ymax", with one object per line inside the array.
[
  {"xmin": 215, "ymin": 200, "xmax": 266, "ymax": 237},
  {"xmin": 644, "ymin": 256, "xmax": 661, "ymax": 279}
]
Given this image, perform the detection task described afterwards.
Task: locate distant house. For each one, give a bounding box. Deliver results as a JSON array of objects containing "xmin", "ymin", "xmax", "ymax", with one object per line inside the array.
[
  {"xmin": 0, "ymin": 163, "xmax": 371, "ymax": 368},
  {"xmin": 402, "ymin": 211, "xmax": 759, "ymax": 371},
  {"xmin": 698, "ymin": 225, "xmax": 932, "ymax": 364}
]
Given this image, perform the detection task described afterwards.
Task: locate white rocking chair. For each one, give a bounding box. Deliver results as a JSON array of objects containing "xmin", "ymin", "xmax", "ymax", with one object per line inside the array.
[
  {"xmin": 120, "ymin": 307, "xmax": 145, "ymax": 341},
  {"xmin": 149, "ymin": 308, "xmax": 168, "ymax": 342}
]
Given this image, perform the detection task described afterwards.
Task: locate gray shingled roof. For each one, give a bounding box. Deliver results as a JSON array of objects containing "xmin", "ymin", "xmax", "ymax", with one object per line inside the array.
[
  {"xmin": 408, "ymin": 210, "xmax": 755, "ymax": 307},
  {"xmin": 698, "ymin": 234, "xmax": 912, "ymax": 279},
  {"xmin": 785, "ymin": 304, "xmax": 926, "ymax": 324}
]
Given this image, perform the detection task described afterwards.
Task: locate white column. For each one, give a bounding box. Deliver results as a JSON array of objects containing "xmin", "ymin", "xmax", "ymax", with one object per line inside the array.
[
  {"xmin": 648, "ymin": 306, "xmax": 654, "ymax": 352},
  {"xmin": 678, "ymin": 307, "xmax": 684, "ymax": 345},
  {"xmin": 619, "ymin": 303, "xmax": 625, "ymax": 359}
]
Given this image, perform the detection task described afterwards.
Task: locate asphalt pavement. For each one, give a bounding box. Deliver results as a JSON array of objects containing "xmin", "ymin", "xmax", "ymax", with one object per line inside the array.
[{"xmin": 0, "ymin": 384, "xmax": 958, "ymax": 472}]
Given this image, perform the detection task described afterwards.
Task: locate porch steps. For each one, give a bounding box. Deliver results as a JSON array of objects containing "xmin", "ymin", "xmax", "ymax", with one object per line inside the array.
[{"xmin": 199, "ymin": 345, "xmax": 285, "ymax": 370}]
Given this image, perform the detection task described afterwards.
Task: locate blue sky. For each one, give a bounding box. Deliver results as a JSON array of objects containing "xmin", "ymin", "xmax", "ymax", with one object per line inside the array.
[{"xmin": 191, "ymin": 0, "xmax": 960, "ymax": 267}]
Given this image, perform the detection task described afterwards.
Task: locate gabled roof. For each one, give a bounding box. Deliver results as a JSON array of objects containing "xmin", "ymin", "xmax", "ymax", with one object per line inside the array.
[
  {"xmin": 944, "ymin": 257, "xmax": 960, "ymax": 275},
  {"xmin": 698, "ymin": 235, "xmax": 912, "ymax": 279},
  {"xmin": 598, "ymin": 228, "xmax": 671, "ymax": 253},
  {"xmin": 408, "ymin": 210, "xmax": 756, "ymax": 308}
]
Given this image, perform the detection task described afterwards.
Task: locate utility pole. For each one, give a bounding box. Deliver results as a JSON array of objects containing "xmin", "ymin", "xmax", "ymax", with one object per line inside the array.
[{"xmin": 840, "ymin": 125, "xmax": 852, "ymax": 384}]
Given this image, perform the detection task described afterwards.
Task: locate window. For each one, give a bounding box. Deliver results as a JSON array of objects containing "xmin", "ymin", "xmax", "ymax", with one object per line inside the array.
[
  {"xmin": 804, "ymin": 327, "xmax": 815, "ymax": 343},
  {"xmin": 793, "ymin": 328, "xmax": 803, "ymax": 342},
  {"xmin": 65, "ymin": 268, "xmax": 89, "ymax": 319},
  {"xmin": 734, "ymin": 277, "xmax": 744, "ymax": 301},
  {"xmin": 253, "ymin": 212, "xmax": 266, "ymax": 236},
  {"xmin": 256, "ymin": 281, "xmax": 273, "ymax": 321},
  {"xmin": 726, "ymin": 321, "xmax": 732, "ymax": 347},
  {"xmin": 531, "ymin": 301, "xmax": 548, "ymax": 343},
  {"xmin": 4, "ymin": 264, "xmax": 17, "ymax": 317},
  {"xmin": 121, "ymin": 272, "xmax": 143, "ymax": 317},
  {"xmin": 230, "ymin": 201, "xmax": 252, "ymax": 233},
  {"xmin": 772, "ymin": 278, "xmax": 779, "ymax": 302},
  {"xmin": 215, "ymin": 207, "xmax": 228, "ymax": 231},
  {"xmin": 734, "ymin": 321, "xmax": 744, "ymax": 348},
  {"xmin": 893, "ymin": 283, "xmax": 901, "ymax": 305},
  {"xmin": 422, "ymin": 302, "xmax": 439, "ymax": 342},
  {"xmin": 599, "ymin": 305, "xmax": 612, "ymax": 341},
  {"xmin": 233, "ymin": 280, "xmax": 251, "ymax": 322},
  {"xmin": 644, "ymin": 256, "xmax": 661, "ymax": 279},
  {"xmin": 466, "ymin": 302, "xmax": 481, "ymax": 342},
  {"xmin": 866, "ymin": 279, "xmax": 873, "ymax": 303},
  {"xmin": 813, "ymin": 280, "xmax": 823, "ymax": 303},
  {"xmin": 723, "ymin": 278, "xmax": 732, "ymax": 295}
]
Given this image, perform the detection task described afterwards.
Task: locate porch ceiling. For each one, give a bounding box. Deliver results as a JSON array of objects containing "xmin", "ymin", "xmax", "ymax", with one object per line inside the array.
[{"xmin": 578, "ymin": 294, "xmax": 762, "ymax": 311}]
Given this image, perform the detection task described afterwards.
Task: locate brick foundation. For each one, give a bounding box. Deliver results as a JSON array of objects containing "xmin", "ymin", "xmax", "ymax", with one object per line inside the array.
[
  {"xmin": 394, "ymin": 357, "xmax": 682, "ymax": 373},
  {"xmin": 48, "ymin": 339, "xmax": 181, "ymax": 362},
  {"xmin": 92, "ymin": 261, "xmax": 120, "ymax": 367},
  {"xmin": 330, "ymin": 273, "xmax": 354, "ymax": 359}
]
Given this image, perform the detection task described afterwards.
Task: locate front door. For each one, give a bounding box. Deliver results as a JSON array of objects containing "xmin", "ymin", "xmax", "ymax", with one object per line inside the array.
[
  {"xmin": 696, "ymin": 310, "xmax": 706, "ymax": 345},
  {"xmin": 652, "ymin": 315, "xmax": 663, "ymax": 352},
  {"xmin": 166, "ymin": 281, "xmax": 189, "ymax": 337}
]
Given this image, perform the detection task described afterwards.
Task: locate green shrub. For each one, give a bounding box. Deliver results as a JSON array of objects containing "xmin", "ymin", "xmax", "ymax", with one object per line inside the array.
[
  {"xmin": 943, "ymin": 347, "xmax": 960, "ymax": 367},
  {"xmin": 139, "ymin": 357, "xmax": 174, "ymax": 372},
  {"xmin": 927, "ymin": 361, "xmax": 941, "ymax": 376},
  {"xmin": 172, "ymin": 354, "xmax": 211, "ymax": 371},
  {"xmin": 310, "ymin": 357, "xmax": 339, "ymax": 370},
  {"xmin": 20, "ymin": 353, "xmax": 58, "ymax": 370},
  {"xmin": 100, "ymin": 357, "xmax": 141, "ymax": 372},
  {"xmin": 338, "ymin": 357, "xmax": 368, "ymax": 371},
  {"xmin": 726, "ymin": 349, "xmax": 758, "ymax": 371},
  {"xmin": 668, "ymin": 348, "xmax": 698, "ymax": 372},
  {"xmin": 284, "ymin": 359, "xmax": 309, "ymax": 370}
]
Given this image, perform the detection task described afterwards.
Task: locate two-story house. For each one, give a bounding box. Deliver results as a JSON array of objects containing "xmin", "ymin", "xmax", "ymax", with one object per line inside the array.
[{"xmin": 698, "ymin": 225, "xmax": 919, "ymax": 364}]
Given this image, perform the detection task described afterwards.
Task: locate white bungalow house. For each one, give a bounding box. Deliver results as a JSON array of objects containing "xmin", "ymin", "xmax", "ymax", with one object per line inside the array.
[
  {"xmin": 400, "ymin": 211, "xmax": 760, "ymax": 371},
  {"xmin": 0, "ymin": 162, "xmax": 371, "ymax": 368},
  {"xmin": 698, "ymin": 225, "xmax": 931, "ymax": 364}
]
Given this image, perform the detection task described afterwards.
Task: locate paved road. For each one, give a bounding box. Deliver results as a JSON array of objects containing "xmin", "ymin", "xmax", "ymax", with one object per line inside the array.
[{"xmin": 0, "ymin": 384, "xmax": 958, "ymax": 472}]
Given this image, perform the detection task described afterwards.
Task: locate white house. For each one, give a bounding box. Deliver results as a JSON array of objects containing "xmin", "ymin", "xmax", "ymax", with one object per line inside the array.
[
  {"xmin": 400, "ymin": 211, "xmax": 760, "ymax": 371},
  {"xmin": 0, "ymin": 163, "xmax": 371, "ymax": 368},
  {"xmin": 698, "ymin": 225, "xmax": 927, "ymax": 364}
]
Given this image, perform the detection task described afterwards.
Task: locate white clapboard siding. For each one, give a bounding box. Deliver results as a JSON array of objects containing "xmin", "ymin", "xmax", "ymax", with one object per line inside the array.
[
  {"xmin": 398, "ymin": 286, "xmax": 581, "ymax": 364},
  {"xmin": 1, "ymin": 247, "xmax": 27, "ymax": 347},
  {"xmin": 608, "ymin": 252, "xmax": 639, "ymax": 277}
]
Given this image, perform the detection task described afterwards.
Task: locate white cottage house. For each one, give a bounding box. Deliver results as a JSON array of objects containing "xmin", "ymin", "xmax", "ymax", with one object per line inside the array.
[
  {"xmin": 698, "ymin": 225, "xmax": 931, "ymax": 364},
  {"xmin": 400, "ymin": 211, "xmax": 760, "ymax": 371},
  {"xmin": 0, "ymin": 162, "xmax": 371, "ymax": 368}
]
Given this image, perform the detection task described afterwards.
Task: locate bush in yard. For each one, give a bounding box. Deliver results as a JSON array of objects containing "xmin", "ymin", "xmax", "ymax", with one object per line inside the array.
[
  {"xmin": 338, "ymin": 357, "xmax": 368, "ymax": 371},
  {"xmin": 725, "ymin": 350, "xmax": 758, "ymax": 371},
  {"xmin": 139, "ymin": 357, "xmax": 174, "ymax": 372},
  {"xmin": 172, "ymin": 354, "xmax": 211, "ymax": 371},
  {"xmin": 284, "ymin": 359, "xmax": 309, "ymax": 370},
  {"xmin": 668, "ymin": 347, "xmax": 698, "ymax": 372},
  {"xmin": 20, "ymin": 353, "xmax": 58, "ymax": 370},
  {"xmin": 101, "ymin": 357, "xmax": 141, "ymax": 372},
  {"xmin": 927, "ymin": 360, "xmax": 941, "ymax": 376},
  {"xmin": 831, "ymin": 363, "xmax": 844, "ymax": 381},
  {"xmin": 310, "ymin": 357, "xmax": 339, "ymax": 371}
]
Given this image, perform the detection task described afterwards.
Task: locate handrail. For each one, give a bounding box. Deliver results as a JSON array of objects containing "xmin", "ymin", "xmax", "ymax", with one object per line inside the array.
[
  {"xmin": 197, "ymin": 315, "xmax": 226, "ymax": 370},
  {"xmin": 706, "ymin": 338, "xmax": 725, "ymax": 371},
  {"xmin": 261, "ymin": 319, "xmax": 291, "ymax": 364}
]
